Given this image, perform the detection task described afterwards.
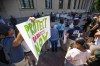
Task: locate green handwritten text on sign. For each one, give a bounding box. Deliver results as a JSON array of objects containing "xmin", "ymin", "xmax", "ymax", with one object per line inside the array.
[{"xmin": 24, "ymin": 18, "xmax": 47, "ymax": 39}]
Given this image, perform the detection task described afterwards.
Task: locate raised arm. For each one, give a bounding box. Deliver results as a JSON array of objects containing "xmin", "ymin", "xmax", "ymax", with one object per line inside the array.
[
  {"xmin": 13, "ymin": 17, "xmax": 35, "ymax": 47},
  {"xmin": 13, "ymin": 33, "xmax": 24, "ymax": 47}
]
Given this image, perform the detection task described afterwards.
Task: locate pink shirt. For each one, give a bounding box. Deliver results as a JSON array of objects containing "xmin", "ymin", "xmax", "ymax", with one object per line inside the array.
[{"xmin": 65, "ymin": 48, "xmax": 91, "ymax": 66}]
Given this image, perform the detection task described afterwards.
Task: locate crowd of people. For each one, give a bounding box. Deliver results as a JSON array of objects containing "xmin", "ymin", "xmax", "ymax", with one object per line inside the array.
[
  {"xmin": 49, "ymin": 12, "xmax": 100, "ymax": 66},
  {"xmin": 0, "ymin": 12, "xmax": 100, "ymax": 66}
]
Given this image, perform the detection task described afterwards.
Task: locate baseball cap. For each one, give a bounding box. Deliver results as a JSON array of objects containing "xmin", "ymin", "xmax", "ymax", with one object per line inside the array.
[
  {"xmin": 0, "ymin": 24, "xmax": 12, "ymax": 36},
  {"xmin": 74, "ymin": 18, "xmax": 80, "ymax": 23},
  {"xmin": 94, "ymin": 50, "xmax": 100, "ymax": 60}
]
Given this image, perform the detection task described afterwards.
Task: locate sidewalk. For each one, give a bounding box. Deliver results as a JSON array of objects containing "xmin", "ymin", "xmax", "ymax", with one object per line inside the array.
[{"xmin": 37, "ymin": 48, "xmax": 66, "ymax": 66}]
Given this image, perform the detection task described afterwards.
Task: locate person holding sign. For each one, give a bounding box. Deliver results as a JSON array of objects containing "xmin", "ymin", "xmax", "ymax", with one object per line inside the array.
[
  {"xmin": 0, "ymin": 17, "xmax": 35, "ymax": 66},
  {"xmin": 16, "ymin": 16, "xmax": 50, "ymax": 63}
]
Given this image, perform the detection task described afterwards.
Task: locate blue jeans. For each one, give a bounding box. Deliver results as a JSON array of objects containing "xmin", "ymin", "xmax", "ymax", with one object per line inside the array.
[{"xmin": 50, "ymin": 40, "xmax": 58, "ymax": 52}]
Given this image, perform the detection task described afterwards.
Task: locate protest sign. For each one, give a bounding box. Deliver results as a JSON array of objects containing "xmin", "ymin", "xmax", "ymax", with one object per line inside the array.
[{"xmin": 16, "ymin": 16, "xmax": 51, "ymax": 61}]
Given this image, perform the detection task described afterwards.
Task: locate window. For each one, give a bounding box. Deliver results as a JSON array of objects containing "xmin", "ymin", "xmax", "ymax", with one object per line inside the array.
[
  {"xmin": 85, "ymin": 0, "xmax": 89, "ymax": 10},
  {"xmin": 73, "ymin": 0, "xmax": 77, "ymax": 9},
  {"xmin": 81, "ymin": 0, "xmax": 84, "ymax": 9},
  {"xmin": 89, "ymin": 0, "xmax": 93, "ymax": 12},
  {"xmin": 67, "ymin": 0, "xmax": 71, "ymax": 9},
  {"xmin": 45, "ymin": 0, "xmax": 52, "ymax": 9},
  {"xmin": 77, "ymin": 0, "xmax": 80, "ymax": 9},
  {"xmin": 59, "ymin": 0, "xmax": 63, "ymax": 9},
  {"xmin": 20, "ymin": 0, "xmax": 34, "ymax": 8},
  {"xmin": 83, "ymin": 0, "xmax": 86, "ymax": 9}
]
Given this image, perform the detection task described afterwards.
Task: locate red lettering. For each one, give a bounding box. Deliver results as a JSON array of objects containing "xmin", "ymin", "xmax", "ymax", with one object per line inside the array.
[
  {"xmin": 32, "ymin": 30, "xmax": 45, "ymax": 43},
  {"xmin": 33, "ymin": 36, "xmax": 37, "ymax": 42}
]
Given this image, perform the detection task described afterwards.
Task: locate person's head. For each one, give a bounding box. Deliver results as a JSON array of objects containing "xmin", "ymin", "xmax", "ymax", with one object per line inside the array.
[
  {"xmin": 60, "ymin": 18, "xmax": 64, "ymax": 24},
  {"xmin": 73, "ymin": 18, "xmax": 80, "ymax": 26},
  {"xmin": 93, "ymin": 16, "xmax": 97, "ymax": 20},
  {"xmin": 10, "ymin": 16, "xmax": 13, "ymax": 18},
  {"xmin": 50, "ymin": 12, "xmax": 52, "ymax": 14},
  {"xmin": 42, "ymin": 12, "xmax": 44, "ymax": 14},
  {"xmin": 75, "ymin": 37, "xmax": 88, "ymax": 50},
  {"xmin": 94, "ymin": 50, "xmax": 100, "ymax": 60},
  {"xmin": 0, "ymin": 24, "xmax": 14, "ymax": 37},
  {"xmin": 50, "ymin": 22, "xmax": 55, "ymax": 28},
  {"xmin": 93, "ymin": 16, "xmax": 97, "ymax": 23}
]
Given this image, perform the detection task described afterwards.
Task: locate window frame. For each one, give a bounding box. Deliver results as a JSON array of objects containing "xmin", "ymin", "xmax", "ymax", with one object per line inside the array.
[
  {"xmin": 20, "ymin": 0, "xmax": 34, "ymax": 9},
  {"xmin": 59, "ymin": 0, "xmax": 63, "ymax": 9},
  {"xmin": 73, "ymin": 0, "xmax": 77, "ymax": 9},
  {"xmin": 81, "ymin": 0, "xmax": 84, "ymax": 9},
  {"xmin": 45, "ymin": 0, "xmax": 52, "ymax": 9},
  {"xmin": 77, "ymin": 0, "xmax": 80, "ymax": 9},
  {"xmin": 67, "ymin": 0, "xmax": 71, "ymax": 9}
]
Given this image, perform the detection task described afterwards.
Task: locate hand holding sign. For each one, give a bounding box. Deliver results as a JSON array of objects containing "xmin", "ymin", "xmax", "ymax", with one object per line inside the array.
[
  {"xmin": 28, "ymin": 17, "xmax": 35, "ymax": 22},
  {"xmin": 13, "ymin": 17, "xmax": 36, "ymax": 47}
]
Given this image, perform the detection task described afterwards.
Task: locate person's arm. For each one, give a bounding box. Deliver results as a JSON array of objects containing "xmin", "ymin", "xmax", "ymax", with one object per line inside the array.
[
  {"xmin": 12, "ymin": 33, "xmax": 24, "ymax": 47},
  {"xmin": 65, "ymin": 29, "xmax": 70, "ymax": 38},
  {"xmin": 90, "ymin": 24, "xmax": 99, "ymax": 31},
  {"xmin": 63, "ymin": 31, "xmax": 69, "ymax": 44},
  {"xmin": 13, "ymin": 17, "xmax": 35, "ymax": 47},
  {"xmin": 79, "ymin": 27, "xmax": 83, "ymax": 37}
]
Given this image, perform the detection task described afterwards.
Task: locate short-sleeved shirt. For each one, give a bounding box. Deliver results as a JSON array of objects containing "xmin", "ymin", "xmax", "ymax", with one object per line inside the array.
[
  {"xmin": 65, "ymin": 48, "xmax": 91, "ymax": 66},
  {"xmin": 57, "ymin": 23, "xmax": 65, "ymax": 31},
  {"xmin": 2, "ymin": 37, "xmax": 24, "ymax": 63},
  {"xmin": 67, "ymin": 26, "xmax": 82, "ymax": 40},
  {"xmin": 50, "ymin": 28, "xmax": 59, "ymax": 41}
]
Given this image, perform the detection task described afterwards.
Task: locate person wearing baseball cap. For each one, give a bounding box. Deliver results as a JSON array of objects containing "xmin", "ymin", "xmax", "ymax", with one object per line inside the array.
[
  {"xmin": 88, "ymin": 50, "xmax": 100, "ymax": 66},
  {"xmin": 0, "ymin": 17, "xmax": 35, "ymax": 66}
]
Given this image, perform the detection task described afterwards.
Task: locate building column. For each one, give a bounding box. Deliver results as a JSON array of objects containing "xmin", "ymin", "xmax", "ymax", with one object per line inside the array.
[
  {"xmin": 71, "ymin": 0, "xmax": 74, "ymax": 11},
  {"xmin": 87, "ymin": 0, "xmax": 91, "ymax": 12},
  {"xmin": 79, "ymin": 0, "xmax": 83, "ymax": 12},
  {"xmin": 75, "ymin": 0, "xmax": 79, "ymax": 12},
  {"xmin": 82, "ymin": 0, "xmax": 86, "ymax": 9},
  {"xmin": 64, "ymin": 0, "xmax": 68, "ymax": 12},
  {"xmin": 66, "ymin": 0, "xmax": 70, "ymax": 12},
  {"xmin": 88, "ymin": 0, "xmax": 93, "ymax": 12}
]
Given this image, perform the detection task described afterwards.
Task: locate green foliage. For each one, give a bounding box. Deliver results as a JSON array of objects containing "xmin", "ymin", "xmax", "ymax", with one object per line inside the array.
[{"xmin": 94, "ymin": 0, "xmax": 100, "ymax": 12}]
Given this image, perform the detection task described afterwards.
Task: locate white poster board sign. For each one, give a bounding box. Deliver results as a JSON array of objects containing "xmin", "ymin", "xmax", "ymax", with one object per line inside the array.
[{"xmin": 16, "ymin": 16, "xmax": 51, "ymax": 61}]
